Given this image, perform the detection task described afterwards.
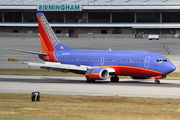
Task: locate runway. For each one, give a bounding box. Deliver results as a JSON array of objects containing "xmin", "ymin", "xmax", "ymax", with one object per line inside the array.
[{"xmin": 0, "ymin": 75, "xmax": 180, "ymax": 99}]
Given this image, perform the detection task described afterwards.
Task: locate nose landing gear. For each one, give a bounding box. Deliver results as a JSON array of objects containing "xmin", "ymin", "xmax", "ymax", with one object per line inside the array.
[{"xmin": 154, "ymin": 79, "xmax": 160, "ymax": 84}]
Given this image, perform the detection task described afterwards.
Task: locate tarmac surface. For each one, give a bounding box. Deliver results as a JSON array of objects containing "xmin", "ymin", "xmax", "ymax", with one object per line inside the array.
[{"xmin": 0, "ymin": 75, "xmax": 180, "ymax": 99}]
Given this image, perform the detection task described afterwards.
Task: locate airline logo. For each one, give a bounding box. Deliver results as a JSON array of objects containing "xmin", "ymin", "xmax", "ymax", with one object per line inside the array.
[
  {"xmin": 40, "ymin": 15, "xmax": 58, "ymax": 47},
  {"xmin": 38, "ymin": 4, "xmax": 82, "ymax": 11}
]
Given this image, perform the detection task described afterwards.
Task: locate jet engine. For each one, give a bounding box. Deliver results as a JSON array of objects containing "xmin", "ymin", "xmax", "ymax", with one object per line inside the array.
[
  {"xmin": 85, "ymin": 68, "xmax": 109, "ymax": 80},
  {"xmin": 131, "ymin": 76, "xmax": 152, "ymax": 79}
]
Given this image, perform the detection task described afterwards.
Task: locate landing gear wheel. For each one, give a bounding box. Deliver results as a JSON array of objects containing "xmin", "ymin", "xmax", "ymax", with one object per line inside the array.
[
  {"xmin": 154, "ymin": 79, "xmax": 160, "ymax": 84},
  {"xmin": 110, "ymin": 76, "xmax": 119, "ymax": 82},
  {"xmin": 87, "ymin": 79, "xmax": 95, "ymax": 83}
]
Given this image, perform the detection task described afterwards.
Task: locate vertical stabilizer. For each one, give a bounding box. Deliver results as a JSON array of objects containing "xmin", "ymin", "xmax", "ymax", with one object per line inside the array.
[{"xmin": 36, "ymin": 12, "xmax": 74, "ymax": 51}]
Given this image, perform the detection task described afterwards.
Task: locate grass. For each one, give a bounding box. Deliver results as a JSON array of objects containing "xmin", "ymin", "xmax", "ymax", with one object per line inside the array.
[
  {"xmin": 0, "ymin": 93, "xmax": 180, "ymax": 120},
  {"xmin": 0, "ymin": 68, "xmax": 179, "ymax": 80}
]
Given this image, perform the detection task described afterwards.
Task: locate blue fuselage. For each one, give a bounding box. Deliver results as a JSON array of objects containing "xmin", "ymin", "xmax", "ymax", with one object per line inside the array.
[{"xmin": 41, "ymin": 50, "xmax": 176, "ymax": 76}]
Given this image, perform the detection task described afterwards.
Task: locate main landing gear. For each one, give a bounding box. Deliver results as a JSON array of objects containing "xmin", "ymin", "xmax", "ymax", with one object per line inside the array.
[
  {"xmin": 154, "ymin": 79, "xmax": 160, "ymax": 84},
  {"xmin": 110, "ymin": 76, "xmax": 119, "ymax": 82},
  {"xmin": 86, "ymin": 79, "xmax": 95, "ymax": 83}
]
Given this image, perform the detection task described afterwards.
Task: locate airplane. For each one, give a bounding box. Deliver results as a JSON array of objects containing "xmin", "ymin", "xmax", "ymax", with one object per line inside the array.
[{"xmin": 8, "ymin": 12, "xmax": 176, "ymax": 84}]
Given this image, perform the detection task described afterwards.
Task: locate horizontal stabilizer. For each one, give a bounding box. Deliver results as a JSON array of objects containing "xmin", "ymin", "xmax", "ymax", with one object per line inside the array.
[{"xmin": 6, "ymin": 48, "xmax": 47, "ymax": 55}]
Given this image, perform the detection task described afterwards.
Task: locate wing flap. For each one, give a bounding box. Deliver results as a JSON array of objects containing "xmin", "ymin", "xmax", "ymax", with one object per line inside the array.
[
  {"xmin": 21, "ymin": 62, "xmax": 116, "ymax": 74},
  {"xmin": 22, "ymin": 62, "xmax": 91, "ymax": 72}
]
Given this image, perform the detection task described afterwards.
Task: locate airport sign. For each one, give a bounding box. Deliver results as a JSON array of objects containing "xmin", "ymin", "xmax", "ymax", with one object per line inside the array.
[{"xmin": 37, "ymin": 4, "xmax": 82, "ymax": 11}]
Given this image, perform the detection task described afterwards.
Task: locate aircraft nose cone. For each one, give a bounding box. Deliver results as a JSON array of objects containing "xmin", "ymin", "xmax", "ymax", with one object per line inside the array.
[{"xmin": 167, "ymin": 63, "xmax": 176, "ymax": 74}]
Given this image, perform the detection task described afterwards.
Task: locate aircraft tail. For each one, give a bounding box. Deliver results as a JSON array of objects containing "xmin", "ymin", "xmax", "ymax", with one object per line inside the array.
[{"xmin": 36, "ymin": 12, "xmax": 74, "ymax": 51}]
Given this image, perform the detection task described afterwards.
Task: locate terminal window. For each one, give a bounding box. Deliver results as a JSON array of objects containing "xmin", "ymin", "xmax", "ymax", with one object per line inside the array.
[
  {"xmin": 137, "ymin": 12, "xmax": 160, "ymax": 23},
  {"xmin": 56, "ymin": 30, "xmax": 61, "ymax": 33},
  {"xmin": 89, "ymin": 12, "xmax": 110, "ymax": 23},
  {"xmin": 66, "ymin": 12, "xmax": 83, "ymax": 23},
  {"xmin": 0, "ymin": 12, "xmax": 2, "ymax": 22},
  {"xmin": 101, "ymin": 30, "xmax": 107, "ymax": 34},
  {"xmin": 24, "ymin": 12, "xmax": 37, "ymax": 22},
  {"xmin": 44, "ymin": 12, "xmax": 64, "ymax": 23},
  {"xmin": 112, "ymin": 12, "xmax": 134, "ymax": 23},
  {"xmin": 4, "ymin": 12, "xmax": 21, "ymax": 22},
  {"xmin": 162, "ymin": 12, "xmax": 180, "ymax": 23},
  {"xmin": 13, "ymin": 30, "xmax": 18, "ymax": 33}
]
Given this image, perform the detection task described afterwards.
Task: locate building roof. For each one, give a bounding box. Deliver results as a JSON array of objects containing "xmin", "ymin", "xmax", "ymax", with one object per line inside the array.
[{"xmin": 0, "ymin": 0, "xmax": 180, "ymax": 6}]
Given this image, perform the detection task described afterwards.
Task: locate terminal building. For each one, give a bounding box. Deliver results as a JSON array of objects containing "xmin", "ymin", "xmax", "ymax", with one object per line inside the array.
[{"xmin": 0, "ymin": 0, "xmax": 180, "ymax": 38}]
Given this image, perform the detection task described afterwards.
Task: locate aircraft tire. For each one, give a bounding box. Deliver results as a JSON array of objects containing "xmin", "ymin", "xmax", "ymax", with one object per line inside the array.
[
  {"xmin": 110, "ymin": 76, "xmax": 119, "ymax": 82},
  {"xmin": 154, "ymin": 79, "xmax": 160, "ymax": 84}
]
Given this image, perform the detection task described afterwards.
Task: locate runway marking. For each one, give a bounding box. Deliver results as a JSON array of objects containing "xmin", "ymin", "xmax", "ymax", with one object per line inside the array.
[{"xmin": 161, "ymin": 42, "xmax": 172, "ymax": 55}]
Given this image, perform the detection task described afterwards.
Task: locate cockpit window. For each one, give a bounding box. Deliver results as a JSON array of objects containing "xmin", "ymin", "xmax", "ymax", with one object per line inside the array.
[{"xmin": 156, "ymin": 59, "xmax": 170, "ymax": 63}]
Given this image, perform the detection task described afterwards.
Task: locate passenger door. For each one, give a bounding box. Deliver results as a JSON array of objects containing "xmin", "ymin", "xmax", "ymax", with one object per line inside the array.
[{"xmin": 144, "ymin": 56, "xmax": 151, "ymax": 68}]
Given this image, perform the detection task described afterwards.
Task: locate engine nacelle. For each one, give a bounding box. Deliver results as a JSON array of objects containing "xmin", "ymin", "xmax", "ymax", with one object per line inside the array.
[
  {"xmin": 85, "ymin": 68, "xmax": 109, "ymax": 80},
  {"xmin": 131, "ymin": 76, "xmax": 152, "ymax": 79}
]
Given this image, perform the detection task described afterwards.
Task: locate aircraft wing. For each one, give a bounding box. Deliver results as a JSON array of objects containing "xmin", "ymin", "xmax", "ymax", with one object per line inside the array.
[{"xmin": 22, "ymin": 62, "xmax": 115, "ymax": 74}]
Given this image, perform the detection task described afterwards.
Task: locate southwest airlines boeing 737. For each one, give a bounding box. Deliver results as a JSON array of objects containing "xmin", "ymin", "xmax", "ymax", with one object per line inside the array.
[{"xmin": 8, "ymin": 12, "xmax": 176, "ymax": 84}]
